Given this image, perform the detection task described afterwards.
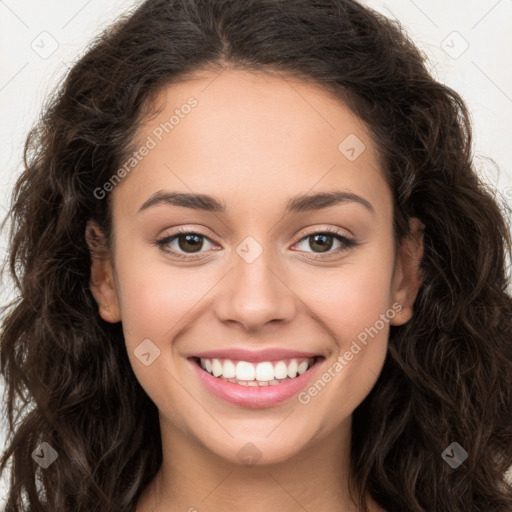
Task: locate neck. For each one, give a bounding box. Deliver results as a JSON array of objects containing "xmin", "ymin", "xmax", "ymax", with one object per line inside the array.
[{"xmin": 136, "ymin": 413, "xmax": 383, "ymax": 512}]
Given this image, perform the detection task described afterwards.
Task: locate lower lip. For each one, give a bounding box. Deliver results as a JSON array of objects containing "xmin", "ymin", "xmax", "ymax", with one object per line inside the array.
[{"xmin": 189, "ymin": 357, "xmax": 324, "ymax": 408}]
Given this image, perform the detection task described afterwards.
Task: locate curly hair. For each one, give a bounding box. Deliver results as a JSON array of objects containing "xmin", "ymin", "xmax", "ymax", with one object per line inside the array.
[{"xmin": 1, "ymin": 0, "xmax": 511, "ymax": 510}]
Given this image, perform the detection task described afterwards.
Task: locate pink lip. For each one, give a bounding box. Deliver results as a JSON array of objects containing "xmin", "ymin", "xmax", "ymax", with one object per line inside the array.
[
  {"xmin": 189, "ymin": 348, "xmax": 319, "ymax": 362},
  {"xmin": 188, "ymin": 356, "xmax": 324, "ymax": 408}
]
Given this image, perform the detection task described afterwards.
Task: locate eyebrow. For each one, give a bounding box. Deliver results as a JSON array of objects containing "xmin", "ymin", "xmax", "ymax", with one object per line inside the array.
[{"xmin": 137, "ymin": 190, "xmax": 375, "ymax": 215}]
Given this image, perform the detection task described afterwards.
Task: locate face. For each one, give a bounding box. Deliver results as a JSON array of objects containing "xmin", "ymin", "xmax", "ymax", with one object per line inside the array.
[{"xmin": 87, "ymin": 69, "xmax": 423, "ymax": 466}]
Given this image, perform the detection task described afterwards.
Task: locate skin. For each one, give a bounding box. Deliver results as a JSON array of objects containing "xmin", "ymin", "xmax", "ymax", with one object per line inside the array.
[{"xmin": 86, "ymin": 68, "xmax": 423, "ymax": 512}]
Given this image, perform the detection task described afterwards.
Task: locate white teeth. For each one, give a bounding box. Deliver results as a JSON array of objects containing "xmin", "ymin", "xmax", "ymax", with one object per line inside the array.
[
  {"xmin": 255, "ymin": 362, "xmax": 274, "ymax": 381},
  {"xmin": 198, "ymin": 356, "xmax": 316, "ymax": 384},
  {"xmin": 236, "ymin": 361, "xmax": 255, "ymax": 381},
  {"xmin": 212, "ymin": 358, "xmax": 223, "ymax": 377},
  {"xmin": 287, "ymin": 359, "xmax": 298, "ymax": 378},
  {"xmin": 274, "ymin": 361, "xmax": 288, "ymax": 379},
  {"xmin": 222, "ymin": 360, "xmax": 236, "ymax": 379},
  {"xmin": 297, "ymin": 361, "xmax": 309, "ymax": 375}
]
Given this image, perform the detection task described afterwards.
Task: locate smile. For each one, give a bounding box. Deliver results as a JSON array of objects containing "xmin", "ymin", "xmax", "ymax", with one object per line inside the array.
[
  {"xmin": 188, "ymin": 354, "xmax": 325, "ymax": 408},
  {"xmin": 197, "ymin": 357, "xmax": 315, "ymax": 386}
]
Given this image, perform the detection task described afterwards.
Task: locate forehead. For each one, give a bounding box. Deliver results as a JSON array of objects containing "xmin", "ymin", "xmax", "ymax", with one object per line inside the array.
[{"xmin": 112, "ymin": 68, "xmax": 391, "ymax": 219}]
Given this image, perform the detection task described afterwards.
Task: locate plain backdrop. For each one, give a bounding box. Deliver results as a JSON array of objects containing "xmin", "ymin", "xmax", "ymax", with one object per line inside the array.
[{"xmin": 1, "ymin": 0, "xmax": 511, "ymax": 505}]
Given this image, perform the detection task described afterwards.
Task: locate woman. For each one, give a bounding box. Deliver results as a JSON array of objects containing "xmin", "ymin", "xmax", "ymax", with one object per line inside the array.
[{"xmin": 1, "ymin": 0, "xmax": 511, "ymax": 510}]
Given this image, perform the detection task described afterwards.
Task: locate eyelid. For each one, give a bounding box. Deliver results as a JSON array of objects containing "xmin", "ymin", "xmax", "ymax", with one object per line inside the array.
[{"xmin": 295, "ymin": 225, "xmax": 353, "ymax": 241}]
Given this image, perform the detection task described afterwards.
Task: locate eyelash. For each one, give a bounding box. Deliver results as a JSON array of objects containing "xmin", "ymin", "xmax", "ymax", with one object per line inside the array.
[{"xmin": 155, "ymin": 226, "xmax": 359, "ymax": 261}]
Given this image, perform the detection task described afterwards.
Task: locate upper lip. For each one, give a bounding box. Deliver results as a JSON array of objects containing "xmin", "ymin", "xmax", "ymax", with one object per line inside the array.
[{"xmin": 189, "ymin": 348, "xmax": 322, "ymax": 362}]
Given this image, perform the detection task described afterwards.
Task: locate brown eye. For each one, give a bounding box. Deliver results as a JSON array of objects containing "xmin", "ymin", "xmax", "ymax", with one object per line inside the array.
[
  {"xmin": 176, "ymin": 233, "xmax": 204, "ymax": 253},
  {"xmin": 293, "ymin": 229, "xmax": 358, "ymax": 259},
  {"xmin": 156, "ymin": 229, "xmax": 217, "ymax": 259},
  {"xmin": 307, "ymin": 233, "xmax": 335, "ymax": 253}
]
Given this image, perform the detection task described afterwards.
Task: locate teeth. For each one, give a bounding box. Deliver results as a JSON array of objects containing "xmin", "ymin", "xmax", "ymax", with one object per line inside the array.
[
  {"xmin": 223, "ymin": 360, "xmax": 236, "ymax": 379},
  {"xmin": 297, "ymin": 361, "xmax": 309, "ymax": 375},
  {"xmin": 236, "ymin": 361, "xmax": 255, "ymax": 381},
  {"xmin": 255, "ymin": 362, "xmax": 274, "ymax": 381},
  {"xmin": 287, "ymin": 359, "xmax": 298, "ymax": 378},
  {"xmin": 198, "ymin": 356, "xmax": 316, "ymax": 384},
  {"xmin": 274, "ymin": 361, "xmax": 288, "ymax": 380},
  {"xmin": 212, "ymin": 359, "xmax": 223, "ymax": 377}
]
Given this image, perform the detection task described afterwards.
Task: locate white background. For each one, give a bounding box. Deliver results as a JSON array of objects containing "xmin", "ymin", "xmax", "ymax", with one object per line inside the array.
[{"xmin": 1, "ymin": 0, "xmax": 511, "ymax": 505}]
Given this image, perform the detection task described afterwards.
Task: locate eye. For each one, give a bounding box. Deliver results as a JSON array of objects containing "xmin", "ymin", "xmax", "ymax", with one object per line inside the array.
[
  {"xmin": 155, "ymin": 227, "xmax": 358, "ymax": 260},
  {"xmin": 155, "ymin": 228, "xmax": 217, "ymax": 260},
  {"xmin": 292, "ymin": 228, "xmax": 358, "ymax": 259}
]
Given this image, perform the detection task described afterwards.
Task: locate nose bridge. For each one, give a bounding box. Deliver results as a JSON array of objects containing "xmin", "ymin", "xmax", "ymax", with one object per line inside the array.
[{"xmin": 213, "ymin": 234, "xmax": 297, "ymax": 331}]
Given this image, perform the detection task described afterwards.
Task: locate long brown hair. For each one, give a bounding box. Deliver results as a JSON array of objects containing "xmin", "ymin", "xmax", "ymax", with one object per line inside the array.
[{"xmin": 1, "ymin": 0, "xmax": 511, "ymax": 510}]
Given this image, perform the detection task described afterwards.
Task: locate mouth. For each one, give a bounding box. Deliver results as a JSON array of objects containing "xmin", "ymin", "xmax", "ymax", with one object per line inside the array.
[
  {"xmin": 188, "ymin": 354, "xmax": 325, "ymax": 408},
  {"xmin": 190, "ymin": 355, "xmax": 321, "ymax": 386}
]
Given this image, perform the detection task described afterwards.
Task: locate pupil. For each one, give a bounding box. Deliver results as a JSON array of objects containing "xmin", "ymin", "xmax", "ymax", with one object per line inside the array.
[
  {"xmin": 178, "ymin": 234, "xmax": 203, "ymax": 252},
  {"xmin": 310, "ymin": 234, "xmax": 332, "ymax": 253}
]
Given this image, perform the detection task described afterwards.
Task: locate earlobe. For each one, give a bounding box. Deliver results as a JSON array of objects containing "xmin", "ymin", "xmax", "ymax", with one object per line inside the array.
[
  {"xmin": 85, "ymin": 220, "xmax": 122, "ymax": 323},
  {"xmin": 390, "ymin": 217, "xmax": 424, "ymax": 326}
]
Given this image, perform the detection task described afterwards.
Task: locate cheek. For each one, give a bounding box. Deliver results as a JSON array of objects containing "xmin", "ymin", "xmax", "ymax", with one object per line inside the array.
[
  {"xmin": 296, "ymin": 240, "xmax": 394, "ymax": 411},
  {"xmin": 112, "ymin": 239, "xmax": 201, "ymax": 350},
  {"xmin": 304, "ymin": 238, "xmax": 395, "ymax": 346},
  {"xmin": 117, "ymin": 269, "xmax": 198, "ymax": 347},
  {"xmin": 114, "ymin": 256, "xmax": 204, "ymax": 405}
]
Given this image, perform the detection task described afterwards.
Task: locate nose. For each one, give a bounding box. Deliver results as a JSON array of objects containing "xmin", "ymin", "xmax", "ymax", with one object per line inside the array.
[{"xmin": 213, "ymin": 242, "xmax": 297, "ymax": 334}]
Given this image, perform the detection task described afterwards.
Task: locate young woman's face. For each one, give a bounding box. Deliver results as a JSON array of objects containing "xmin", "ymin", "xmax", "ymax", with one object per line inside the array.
[{"xmin": 88, "ymin": 69, "xmax": 422, "ymax": 466}]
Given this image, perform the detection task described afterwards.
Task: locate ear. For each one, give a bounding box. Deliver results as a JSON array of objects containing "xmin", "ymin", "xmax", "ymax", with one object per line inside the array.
[
  {"xmin": 85, "ymin": 220, "xmax": 121, "ymax": 323},
  {"xmin": 389, "ymin": 217, "xmax": 424, "ymax": 326}
]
